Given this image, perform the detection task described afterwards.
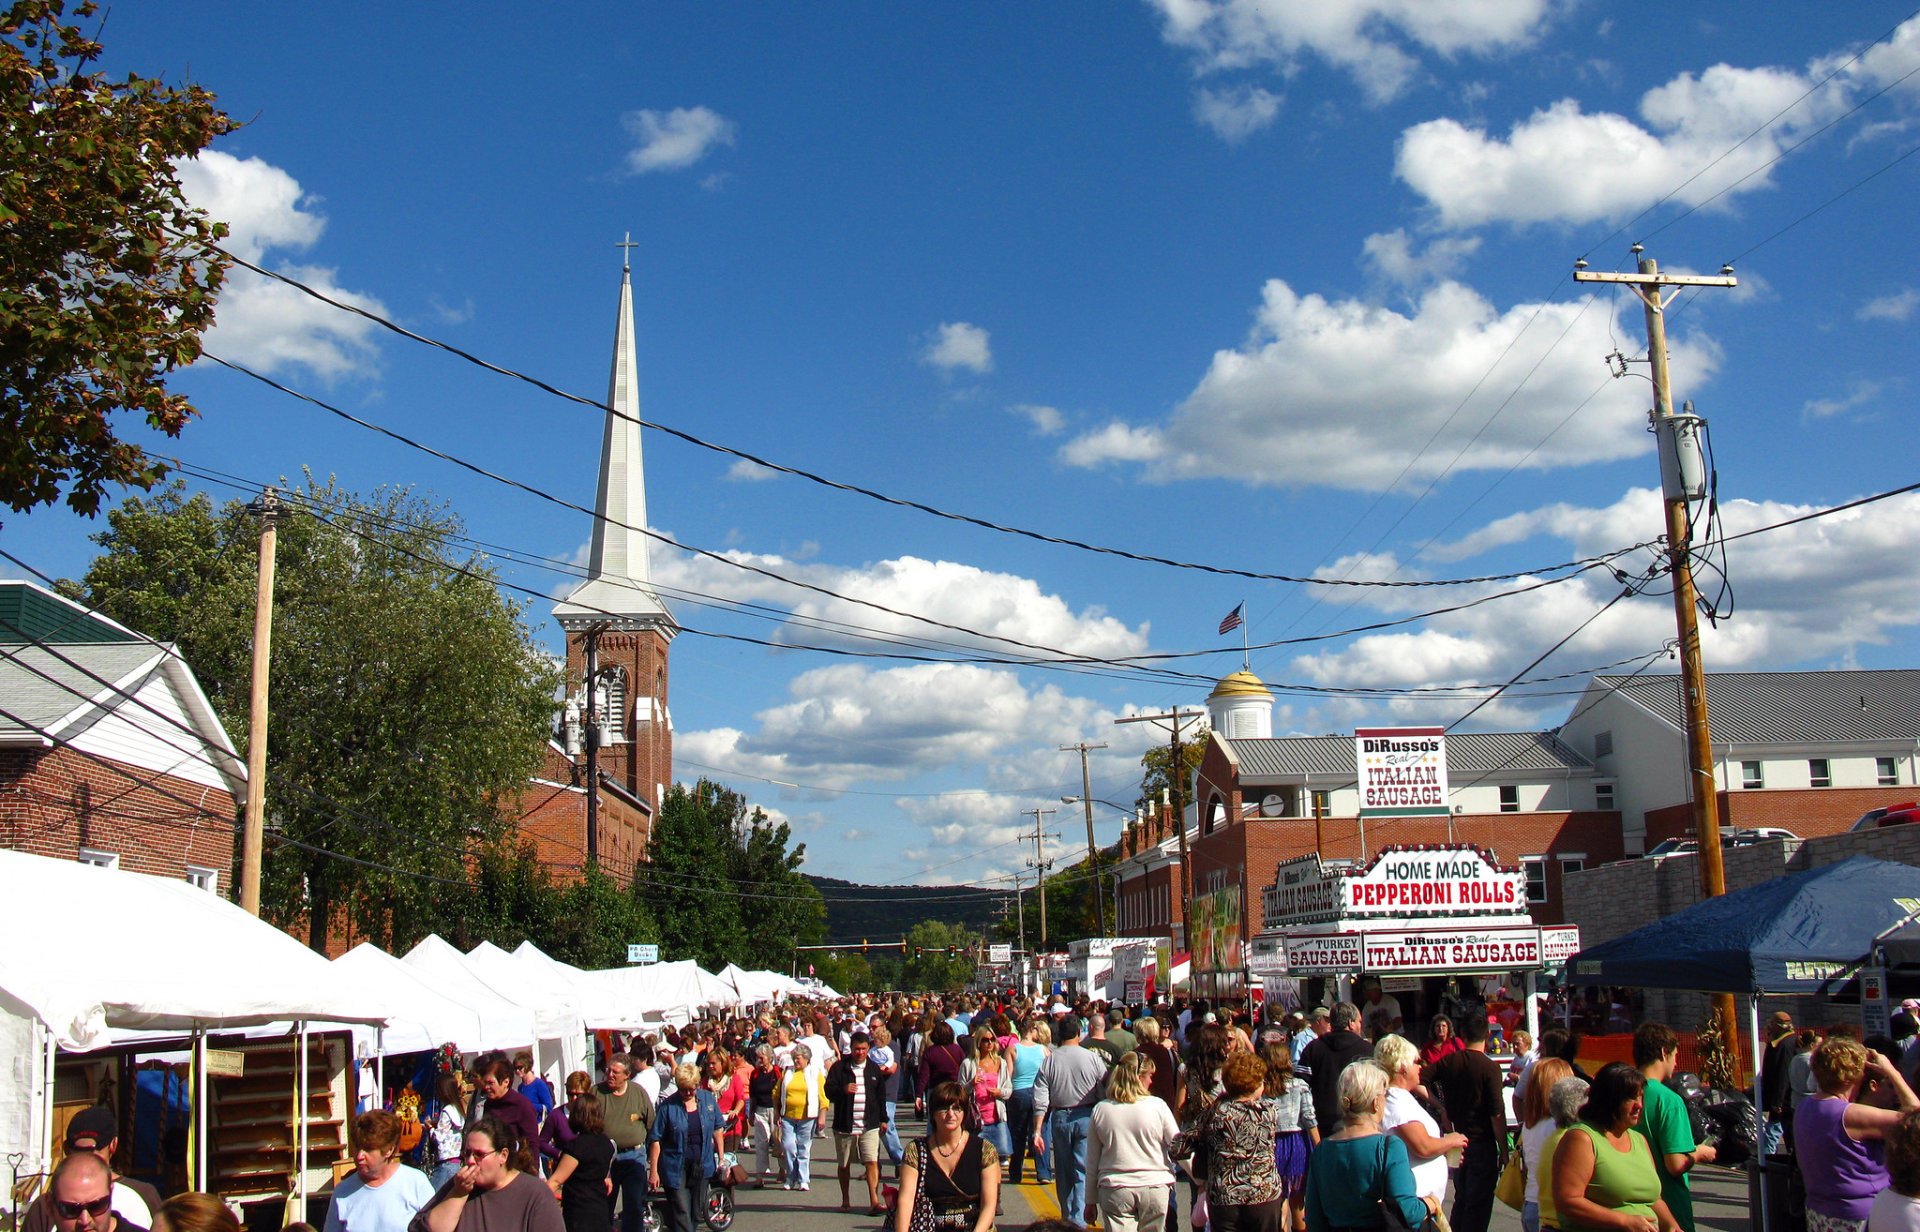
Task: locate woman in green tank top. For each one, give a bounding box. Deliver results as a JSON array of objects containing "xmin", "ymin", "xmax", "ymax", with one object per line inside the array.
[{"xmin": 1550, "ymin": 1064, "xmax": 1679, "ymax": 1232}]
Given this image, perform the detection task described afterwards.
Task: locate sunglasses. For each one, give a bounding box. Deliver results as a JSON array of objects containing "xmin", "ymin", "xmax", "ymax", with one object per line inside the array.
[
  {"xmin": 55, "ymin": 1198, "xmax": 113, "ymax": 1221},
  {"xmin": 930, "ymin": 1105, "xmax": 966, "ymax": 1116},
  {"xmin": 461, "ymin": 1146, "xmax": 506, "ymax": 1162}
]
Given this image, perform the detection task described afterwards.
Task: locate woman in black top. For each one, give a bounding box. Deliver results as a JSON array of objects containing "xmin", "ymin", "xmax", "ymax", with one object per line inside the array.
[
  {"xmin": 897, "ymin": 1081, "xmax": 1000, "ymax": 1232},
  {"xmin": 747, "ymin": 1045, "xmax": 783, "ymax": 1187},
  {"xmin": 547, "ymin": 1092, "xmax": 616, "ymax": 1232},
  {"xmin": 915, "ymin": 1024, "xmax": 966, "ymax": 1115}
]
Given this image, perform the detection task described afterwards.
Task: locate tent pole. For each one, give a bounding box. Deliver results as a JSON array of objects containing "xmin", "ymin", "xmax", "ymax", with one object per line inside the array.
[
  {"xmin": 1525, "ymin": 970, "xmax": 1540, "ymax": 1046},
  {"xmin": 295, "ymin": 1022, "xmax": 310, "ymax": 1221},
  {"xmin": 40, "ymin": 1027, "xmax": 57, "ymax": 1175},
  {"xmin": 1749, "ymin": 996, "xmax": 1767, "ymax": 1232},
  {"xmin": 374, "ymin": 1028, "xmax": 385, "ymax": 1111},
  {"xmin": 193, "ymin": 1027, "xmax": 208, "ymax": 1191}
]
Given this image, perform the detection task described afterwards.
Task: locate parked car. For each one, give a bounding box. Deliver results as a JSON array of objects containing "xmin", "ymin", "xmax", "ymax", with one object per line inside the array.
[
  {"xmin": 1851, "ymin": 802, "xmax": 1920, "ymax": 831},
  {"xmin": 1643, "ymin": 827, "xmax": 1800, "ymax": 858}
]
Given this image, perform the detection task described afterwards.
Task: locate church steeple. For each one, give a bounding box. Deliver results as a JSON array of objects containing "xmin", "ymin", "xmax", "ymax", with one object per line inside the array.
[{"xmin": 554, "ymin": 238, "xmax": 676, "ymax": 633}]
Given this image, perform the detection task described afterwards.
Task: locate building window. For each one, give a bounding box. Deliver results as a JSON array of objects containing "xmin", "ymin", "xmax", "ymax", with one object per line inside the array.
[
  {"xmin": 1593, "ymin": 731, "xmax": 1614, "ymax": 758},
  {"xmin": 596, "ymin": 667, "xmax": 628, "ymax": 744},
  {"xmin": 1311, "ymin": 790, "xmax": 1330, "ymax": 818},
  {"xmin": 77, "ymin": 848, "xmax": 119, "ymax": 869},
  {"xmin": 186, "ymin": 865, "xmax": 219, "ymax": 893},
  {"xmin": 1595, "ymin": 781, "xmax": 1616, "ymax": 811},
  {"xmin": 1559, "ymin": 858, "xmax": 1585, "ymax": 877},
  {"xmin": 1741, "ymin": 761, "xmax": 1764, "ymax": 790},
  {"xmin": 1809, "ymin": 759, "xmax": 1831, "ymax": 788},
  {"xmin": 1523, "ymin": 858, "xmax": 1548, "ymax": 904},
  {"xmin": 1499, "ymin": 785, "xmax": 1520, "ymax": 813},
  {"xmin": 1879, "ymin": 757, "xmax": 1899, "ymax": 786}
]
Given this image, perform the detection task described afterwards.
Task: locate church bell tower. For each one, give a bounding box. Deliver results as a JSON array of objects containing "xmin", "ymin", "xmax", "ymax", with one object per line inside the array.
[{"xmin": 553, "ymin": 239, "xmax": 677, "ymax": 817}]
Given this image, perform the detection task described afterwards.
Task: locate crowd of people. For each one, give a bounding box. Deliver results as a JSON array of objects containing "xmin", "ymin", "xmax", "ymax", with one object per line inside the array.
[{"xmin": 29, "ymin": 989, "xmax": 1920, "ymax": 1232}]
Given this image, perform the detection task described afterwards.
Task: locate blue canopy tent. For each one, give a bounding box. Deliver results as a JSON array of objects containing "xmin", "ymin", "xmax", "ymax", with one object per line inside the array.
[
  {"xmin": 1563, "ymin": 855, "xmax": 1920, "ymax": 1232},
  {"xmin": 1566, "ymin": 855, "xmax": 1920, "ymax": 994}
]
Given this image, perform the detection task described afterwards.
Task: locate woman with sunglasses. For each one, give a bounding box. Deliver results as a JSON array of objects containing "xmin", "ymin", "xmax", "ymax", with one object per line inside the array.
[
  {"xmin": 648, "ymin": 1063, "xmax": 727, "ymax": 1232},
  {"xmin": 896, "ymin": 1081, "xmax": 1001, "ymax": 1232},
  {"xmin": 410, "ymin": 1117, "xmax": 563, "ymax": 1232}
]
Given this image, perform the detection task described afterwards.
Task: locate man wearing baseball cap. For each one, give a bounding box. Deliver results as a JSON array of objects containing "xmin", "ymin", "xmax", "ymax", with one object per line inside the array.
[{"xmin": 22, "ymin": 1107, "xmax": 159, "ymax": 1232}]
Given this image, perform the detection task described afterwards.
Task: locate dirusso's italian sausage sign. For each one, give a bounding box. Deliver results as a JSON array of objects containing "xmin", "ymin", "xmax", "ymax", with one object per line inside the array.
[
  {"xmin": 1362, "ymin": 927, "xmax": 1542, "ymax": 973},
  {"xmin": 1356, "ymin": 726, "xmax": 1450, "ymax": 817}
]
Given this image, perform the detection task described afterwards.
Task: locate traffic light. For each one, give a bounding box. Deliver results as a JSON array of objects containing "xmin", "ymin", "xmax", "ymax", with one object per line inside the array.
[{"xmin": 900, "ymin": 939, "xmax": 909, "ymax": 954}]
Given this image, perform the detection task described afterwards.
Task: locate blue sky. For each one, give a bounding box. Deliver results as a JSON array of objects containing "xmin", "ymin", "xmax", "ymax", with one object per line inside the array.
[{"xmin": 9, "ymin": 2, "xmax": 1920, "ymax": 890}]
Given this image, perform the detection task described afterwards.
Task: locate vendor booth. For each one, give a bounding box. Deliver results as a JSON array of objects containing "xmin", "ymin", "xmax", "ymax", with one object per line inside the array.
[
  {"xmin": 1564, "ymin": 854, "xmax": 1920, "ymax": 1232},
  {"xmin": 0, "ymin": 850, "xmax": 388, "ymax": 1211},
  {"xmin": 1253, "ymin": 844, "xmax": 1578, "ymax": 1045}
]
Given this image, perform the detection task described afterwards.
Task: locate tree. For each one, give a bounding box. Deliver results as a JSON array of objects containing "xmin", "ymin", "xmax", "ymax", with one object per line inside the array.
[
  {"xmin": 1136, "ymin": 722, "xmax": 1209, "ymax": 814},
  {"xmin": 642, "ymin": 779, "xmax": 825, "ymax": 970},
  {"xmin": 1, "ymin": 0, "xmax": 235, "ymax": 514},
  {"xmin": 432, "ymin": 842, "xmax": 656, "ymax": 970},
  {"xmin": 812, "ymin": 950, "xmax": 876, "ymax": 996},
  {"xmin": 68, "ymin": 479, "xmax": 560, "ymax": 950},
  {"xmin": 902, "ymin": 920, "xmax": 980, "ymax": 992}
]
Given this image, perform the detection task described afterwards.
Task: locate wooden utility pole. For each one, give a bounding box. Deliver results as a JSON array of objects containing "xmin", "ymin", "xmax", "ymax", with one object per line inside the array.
[
  {"xmin": 1575, "ymin": 252, "xmax": 1739, "ymax": 1050},
  {"xmin": 1061, "ymin": 741, "xmax": 1110, "ymax": 934},
  {"xmin": 1023, "ymin": 807, "xmax": 1056, "ymax": 947},
  {"xmin": 581, "ymin": 624, "xmax": 610, "ymax": 869},
  {"xmin": 239, "ymin": 488, "xmax": 282, "ymax": 916},
  {"xmin": 1116, "ymin": 708, "xmax": 1205, "ymax": 951}
]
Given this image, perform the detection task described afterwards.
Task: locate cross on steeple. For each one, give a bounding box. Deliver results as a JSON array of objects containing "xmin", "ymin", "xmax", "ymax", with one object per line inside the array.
[{"xmin": 616, "ymin": 232, "xmax": 639, "ymax": 272}]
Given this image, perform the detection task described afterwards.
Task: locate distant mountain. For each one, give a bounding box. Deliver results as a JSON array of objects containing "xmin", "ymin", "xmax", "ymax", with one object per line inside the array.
[{"xmin": 807, "ymin": 875, "xmax": 1003, "ymax": 944}]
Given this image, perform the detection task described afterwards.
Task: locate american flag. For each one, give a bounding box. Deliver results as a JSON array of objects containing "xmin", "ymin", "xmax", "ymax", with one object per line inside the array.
[{"xmin": 1218, "ymin": 603, "xmax": 1244, "ymax": 635}]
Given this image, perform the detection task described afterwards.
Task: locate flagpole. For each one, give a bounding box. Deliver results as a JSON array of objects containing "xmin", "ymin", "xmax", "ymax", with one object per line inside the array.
[{"xmin": 1241, "ymin": 598, "xmax": 1249, "ymax": 670}]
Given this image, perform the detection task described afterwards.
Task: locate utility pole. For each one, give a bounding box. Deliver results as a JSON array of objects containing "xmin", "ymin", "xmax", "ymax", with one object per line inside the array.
[
  {"xmin": 1575, "ymin": 250, "xmax": 1740, "ymax": 1053},
  {"xmin": 1012, "ymin": 874, "xmax": 1027, "ymax": 957},
  {"xmin": 239, "ymin": 488, "xmax": 282, "ymax": 916},
  {"xmin": 1023, "ymin": 806, "xmax": 1056, "ymax": 948},
  {"xmin": 1116, "ymin": 708, "xmax": 1205, "ymax": 952},
  {"xmin": 581, "ymin": 624, "xmax": 610, "ymax": 869},
  {"xmin": 1060, "ymin": 741, "xmax": 1110, "ymax": 934}
]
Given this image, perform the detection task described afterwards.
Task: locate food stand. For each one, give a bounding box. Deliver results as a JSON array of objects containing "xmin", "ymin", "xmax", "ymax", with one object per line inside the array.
[{"xmin": 1255, "ymin": 844, "xmax": 1578, "ymax": 1044}]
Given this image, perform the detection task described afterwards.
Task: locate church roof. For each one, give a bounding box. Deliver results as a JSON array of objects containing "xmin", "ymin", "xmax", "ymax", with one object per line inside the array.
[{"xmin": 554, "ymin": 255, "xmax": 675, "ymax": 633}]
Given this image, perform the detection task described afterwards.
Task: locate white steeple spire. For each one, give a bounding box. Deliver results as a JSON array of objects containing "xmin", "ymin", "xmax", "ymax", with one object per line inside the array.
[{"xmin": 554, "ymin": 238, "xmax": 675, "ymax": 633}]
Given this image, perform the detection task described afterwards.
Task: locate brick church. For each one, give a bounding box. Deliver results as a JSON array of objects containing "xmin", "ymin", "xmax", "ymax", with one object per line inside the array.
[{"xmin": 512, "ymin": 249, "xmax": 676, "ymax": 888}]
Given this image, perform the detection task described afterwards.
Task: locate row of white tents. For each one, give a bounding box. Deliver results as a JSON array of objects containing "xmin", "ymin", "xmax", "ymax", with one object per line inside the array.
[{"xmin": 0, "ymin": 849, "xmax": 826, "ymax": 1182}]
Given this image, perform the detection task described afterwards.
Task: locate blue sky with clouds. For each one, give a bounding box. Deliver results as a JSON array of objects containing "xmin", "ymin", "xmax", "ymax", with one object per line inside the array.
[{"xmin": 9, "ymin": 2, "xmax": 1920, "ymax": 889}]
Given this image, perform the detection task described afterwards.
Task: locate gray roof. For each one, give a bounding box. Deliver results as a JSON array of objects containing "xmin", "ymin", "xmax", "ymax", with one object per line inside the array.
[
  {"xmin": 0, "ymin": 642, "xmax": 166, "ymax": 736},
  {"xmin": 1593, "ymin": 670, "xmax": 1920, "ymax": 745},
  {"xmin": 1226, "ymin": 730, "xmax": 1591, "ymax": 779}
]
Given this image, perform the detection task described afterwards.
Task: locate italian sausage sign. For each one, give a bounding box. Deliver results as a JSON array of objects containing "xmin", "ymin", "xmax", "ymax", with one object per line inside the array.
[{"xmin": 1356, "ymin": 726, "xmax": 1450, "ymax": 818}]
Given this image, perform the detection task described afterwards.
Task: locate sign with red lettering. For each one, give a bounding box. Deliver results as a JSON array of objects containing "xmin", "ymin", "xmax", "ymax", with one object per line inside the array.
[
  {"xmin": 1356, "ymin": 726, "xmax": 1451, "ymax": 817},
  {"xmin": 1263, "ymin": 846, "xmax": 1529, "ymax": 929},
  {"xmin": 1540, "ymin": 925, "xmax": 1582, "ymax": 967},
  {"xmin": 1285, "ymin": 933, "xmax": 1362, "ymax": 974},
  {"xmin": 1361, "ymin": 926, "xmax": 1541, "ymax": 973}
]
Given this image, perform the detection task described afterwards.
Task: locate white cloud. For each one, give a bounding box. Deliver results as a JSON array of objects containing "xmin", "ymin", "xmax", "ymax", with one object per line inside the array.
[
  {"xmin": 1150, "ymin": 0, "xmax": 1554, "ymax": 102},
  {"xmin": 1008, "ymin": 404, "xmax": 1065, "ymax": 435},
  {"xmin": 1802, "ymin": 379, "xmax": 1884, "ymax": 421},
  {"xmin": 177, "ymin": 150, "xmax": 386, "ymax": 380},
  {"xmin": 1193, "ymin": 84, "xmax": 1282, "ymax": 141},
  {"xmin": 1361, "ymin": 228, "xmax": 1482, "ymax": 288},
  {"xmin": 1396, "ymin": 18, "xmax": 1920, "ymax": 230},
  {"xmin": 725, "ymin": 458, "xmax": 780, "ymax": 482},
  {"xmin": 1306, "ymin": 487, "xmax": 1920, "ymax": 731},
  {"xmin": 1859, "ymin": 289, "xmax": 1920, "ymax": 322},
  {"xmin": 652, "ymin": 546, "xmax": 1150, "ymax": 660},
  {"xmin": 1059, "ymin": 277, "xmax": 1718, "ymax": 491},
  {"xmin": 922, "ymin": 322, "xmax": 994, "ymax": 375},
  {"xmin": 622, "ymin": 106, "xmax": 738, "ymax": 174}
]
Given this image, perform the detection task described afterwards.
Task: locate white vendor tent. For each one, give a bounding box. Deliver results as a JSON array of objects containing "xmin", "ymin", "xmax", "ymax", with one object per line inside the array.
[
  {"xmin": 401, "ymin": 935, "xmax": 587, "ymax": 1085},
  {"xmin": 331, "ymin": 943, "xmax": 490, "ymax": 1055},
  {"xmin": 575, "ymin": 960, "xmax": 740, "ymax": 1027},
  {"xmin": 0, "ymin": 850, "xmax": 391, "ymax": 1180},
  {"xmin": 719, "ymin": 964, "xmax": 810, "ymax": 1004}
]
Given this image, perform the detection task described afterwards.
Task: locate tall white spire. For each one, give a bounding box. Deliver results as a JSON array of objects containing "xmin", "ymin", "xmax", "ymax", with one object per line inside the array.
[{"xmin": 554, "ymin": 239, "xmax": 675, "ymax": 632}]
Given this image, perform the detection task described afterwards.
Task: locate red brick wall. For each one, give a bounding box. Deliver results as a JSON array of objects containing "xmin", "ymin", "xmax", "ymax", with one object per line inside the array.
[
  {"xmin": 562, "ymin": 628, "xmax": 672, "ymax": 810},
  {"xmin": 1116, "ymin": 862, "xmax": 1184, "ymax": 943},
  {"xmin": 1645, "ymin": 786, "xmax": 1914, "ymax": 844},
  {"xmin": 0, "ymin": 745, "xmax": 237, "ymax": 879},
  {"xmin": 508, "ymin": 746, "xmax": 652, "ymax": 888}
]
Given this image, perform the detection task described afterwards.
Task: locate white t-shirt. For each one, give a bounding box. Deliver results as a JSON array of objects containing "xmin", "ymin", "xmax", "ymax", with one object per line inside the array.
[
  {"xmin": 637, "ymin": 1065, "xmax": 663, "ymax": 1105},
  {"xmin": 1869, "ymin": 1189, "xmax": 1920, "ymax": 1232},
  {"xmin": 1382, "ymin": 1088, "xmax": 1448, "ymax": 1201},
  {"xmin": 798, "ymin": 1034, "xmax": 833, "ymax": 1078},
  {"xmin": 323, "ymin": 1166, "xmax": 438, "ymax": 1232},
  {"xmin": 848, "ymin": 1063, "xmax": 869, "ymax": 1134},
  {"xmin": 1520, "ymin": 1118, "xmax": 1557, "ymax": 1205}
]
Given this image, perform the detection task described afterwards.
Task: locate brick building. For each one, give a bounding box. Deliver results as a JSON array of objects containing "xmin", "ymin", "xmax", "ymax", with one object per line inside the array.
[
  {"xmin": 1558, "ymin": 669, "xmax": 1920, "ymax": 849},
  {"xmin": 528, "ymin": 251, "xmax": 677, "ymax": 887},
  {"xmin": 0, "ymin": 581, "xmax": 244, "ymax": 888}
]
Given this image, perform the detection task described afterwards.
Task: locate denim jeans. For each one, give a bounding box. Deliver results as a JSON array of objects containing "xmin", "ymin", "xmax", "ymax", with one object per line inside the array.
[
  {"xmin": 1052, "ymin": 1106, "xmax": 1094, "ymax": 1229},
  {"xmin": 981, "ymin": 1119, "xmax": 1012, "ymax": 1160},
  {"xmin": 881, "ymin": 1102, "xmax": 905, "ymax": 1166},
  {"xmin": 782, "ymin": 1117, "xmax": 815, "ymax": 1189},
  {"xmin": 430, "ymin": 1159, "xmax": 461, "ymax": 1191},
  {"xmin": 610, "ymin": 1149, "xmax": 650, "ymax": 1232},
  {"xmin": 1521, "ymin": 1200, "xmax": 1539, "ymax": 1232},
  {"xmin": 1006, "ymin": 1088, "xmax": 1038, "ymax": 1183}
]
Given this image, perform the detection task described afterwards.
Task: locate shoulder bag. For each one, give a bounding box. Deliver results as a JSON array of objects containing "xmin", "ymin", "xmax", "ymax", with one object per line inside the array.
[
  {"xmin": 1375, "ymin": 1135, "xmax": 1440, "ymax": 1232},
  {"xmin": 1495, "ymin": 1139, "xmax": 1525, "ymax": 1210}
]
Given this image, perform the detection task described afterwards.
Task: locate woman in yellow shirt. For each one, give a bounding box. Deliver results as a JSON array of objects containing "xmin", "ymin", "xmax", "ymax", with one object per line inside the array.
[
  {"xmin": 779, "ymin": 1043, "xmax": 828, "ymax": 1192},
  {"xmin": 1534, "ymin": 1075, "xmax": 1589, "ymax": 1231}
]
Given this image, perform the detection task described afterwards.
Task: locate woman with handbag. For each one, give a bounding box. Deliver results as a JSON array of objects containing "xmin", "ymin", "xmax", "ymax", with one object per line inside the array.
[
  {"xmin": 970, "ymin": 1032, "xmax": 1015, "ymax": 1158},
  {"xmin": 1261, "ymin": 1045, "xmax": 1318, "ymax": 1232},
  {"xmin": 1374, "ymin": 1036, "xmax": 1467, "ymax": 1217},
  {"xmin": 1086, "ymin": 1052, "xmax": 1180, "ymax": 1232},
  {"xmin": 1302, "ymin": 1062, "xmax": 1435, "ymax": 1232},
  {"xmin": 1514, "ymin": 1059, "xmax": 1575, "ymax": 1232},
  {"xmin": 1174, "ymin": 1052, "xmax": 1286, "ymax": 1232},
  {"xmin": 895, "ymin": 1081, "xmax": 1001, "ymax": 1232}
]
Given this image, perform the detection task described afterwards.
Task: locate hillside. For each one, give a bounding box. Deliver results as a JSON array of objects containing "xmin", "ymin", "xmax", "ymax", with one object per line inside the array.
[{"xmin": 807, "ymin": 875, "xmax": 1003, "ymax": 944}]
